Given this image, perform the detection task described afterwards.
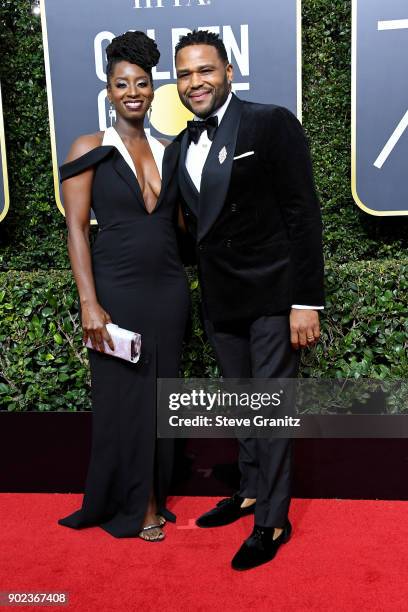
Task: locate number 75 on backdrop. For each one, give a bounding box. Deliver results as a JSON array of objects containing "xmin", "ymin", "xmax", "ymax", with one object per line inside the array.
[
  {"xmin": 352, "ymin": 0, "xmax": 408, "ymax": 216},
  {"xmin": 40, "ymin": 0, "xmax": 302, "ymax": 219}
]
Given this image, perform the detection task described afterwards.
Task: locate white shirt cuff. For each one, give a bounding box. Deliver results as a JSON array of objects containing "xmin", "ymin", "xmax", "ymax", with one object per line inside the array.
[{"xmin": 291, "ymin": 305, "xmax": 324, "ymax": 310}]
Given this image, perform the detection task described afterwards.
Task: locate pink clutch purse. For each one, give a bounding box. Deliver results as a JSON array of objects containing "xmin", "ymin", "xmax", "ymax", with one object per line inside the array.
[{"xmin": 84, "ymin": 323, "xmax": 141, "ymax": 363}]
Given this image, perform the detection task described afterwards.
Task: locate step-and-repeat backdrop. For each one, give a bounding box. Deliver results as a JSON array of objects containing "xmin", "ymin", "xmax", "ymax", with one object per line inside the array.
[
  {"xmin": 40, "ymin": 0, "xmax": 301, "ymax": 216},
  {"xmin": 0, "ymin": 83, "xmax": 9, "ymax": 223},
  {"xmin": 352, "ymin": 0, "xmax": 408, "ymax": 216}
]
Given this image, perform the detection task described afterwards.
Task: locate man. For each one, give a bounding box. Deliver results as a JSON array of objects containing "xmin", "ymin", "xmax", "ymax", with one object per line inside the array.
[{"xmin": 174, "ymin": 31, "xmax": 324, "ymax": 570}]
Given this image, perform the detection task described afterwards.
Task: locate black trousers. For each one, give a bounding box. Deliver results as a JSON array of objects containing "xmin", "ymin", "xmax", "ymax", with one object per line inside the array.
[{"xmin": 205, "ymin": 315, "xmax": 300, "ymax": 528}]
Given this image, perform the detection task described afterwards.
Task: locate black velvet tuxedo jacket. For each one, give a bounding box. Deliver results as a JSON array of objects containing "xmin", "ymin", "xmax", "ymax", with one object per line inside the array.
[{"xmin": 176, "ymin": 94, "xmax": 324, "ymax": 324}]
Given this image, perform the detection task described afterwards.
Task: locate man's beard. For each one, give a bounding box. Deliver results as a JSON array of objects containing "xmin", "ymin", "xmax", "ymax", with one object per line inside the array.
[{"xmin": 185, "ymin": 78, "xmax": 230, "ymax": 118}]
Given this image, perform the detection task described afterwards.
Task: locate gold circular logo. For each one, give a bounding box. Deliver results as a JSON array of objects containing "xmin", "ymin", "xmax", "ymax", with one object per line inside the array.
[{"xmin": 150, "ymin": 84, "xmax": 193, "ymax": 136}]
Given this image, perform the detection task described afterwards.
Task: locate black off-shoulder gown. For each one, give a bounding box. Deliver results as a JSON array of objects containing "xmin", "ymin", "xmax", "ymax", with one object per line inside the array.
[{"xmin": 58, "ymin": 136, "xmax": 189, "ymax": 538}]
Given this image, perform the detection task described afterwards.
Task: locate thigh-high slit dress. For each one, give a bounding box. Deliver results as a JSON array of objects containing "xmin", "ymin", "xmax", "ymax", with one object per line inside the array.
[{"xmin": 58, "ymin": 128, "xmax": 190, "ymax": 538}]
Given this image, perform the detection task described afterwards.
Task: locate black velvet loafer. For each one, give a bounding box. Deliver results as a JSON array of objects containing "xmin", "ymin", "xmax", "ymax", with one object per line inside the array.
[
  {"xmin": 231, "ymin": 520, "xmax": 292, "ymax": 571},
  {"xmin": 195, "ymin": 493, "xmax": 256, "ymax": 528}
]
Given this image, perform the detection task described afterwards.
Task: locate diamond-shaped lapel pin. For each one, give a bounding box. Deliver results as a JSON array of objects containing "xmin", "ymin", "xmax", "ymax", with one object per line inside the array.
[{"xmin": 218, "ymin": 146, "xmax": 227, "ymax": 165}]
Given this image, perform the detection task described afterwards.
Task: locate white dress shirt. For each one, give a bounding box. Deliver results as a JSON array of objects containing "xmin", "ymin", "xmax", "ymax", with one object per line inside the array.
[{"xmin": 185, "ymin": 93, "xmax": 323, "ymax": 312}]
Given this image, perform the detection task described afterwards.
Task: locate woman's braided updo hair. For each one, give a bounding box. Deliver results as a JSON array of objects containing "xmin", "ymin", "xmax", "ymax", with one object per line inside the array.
[{"xmin": 106, "ymin": 31, "xmax": 160, "ymax": 83}]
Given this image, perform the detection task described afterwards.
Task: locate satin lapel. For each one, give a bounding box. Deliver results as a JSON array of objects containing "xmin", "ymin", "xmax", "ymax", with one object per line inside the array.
[
  {"xmin": 178, "ymin": 130, "xmax": 200, "ymax": 217},
  {"xmin": 198, "ymin": 95, "xmax": 243, "ymax": 242},
  {"xmin": 155, "ymin": 139, "xmax": 180, "ymax": 211},
  {"xmin": 112, "ymin": 152, "xmax": 145, "ymax": 211}
]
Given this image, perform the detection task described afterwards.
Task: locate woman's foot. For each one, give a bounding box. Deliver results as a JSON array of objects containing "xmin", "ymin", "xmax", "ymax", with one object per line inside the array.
[
  {"xmin": 139, "ymin": 494, "xmax": 165, "ymax": 541},
  {"xmin": 139, "ymin": 523, "xmax": 165, "ymax": 542}
]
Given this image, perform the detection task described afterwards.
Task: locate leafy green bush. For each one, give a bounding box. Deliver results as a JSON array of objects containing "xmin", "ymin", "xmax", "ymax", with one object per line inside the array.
[
  {"xmin": 1, "ymin": 261, "xmax": 407, "ymax": 412},
  {"xmin": 303, "ymin": 260, "xmax": 408, "ymax": 379},
  {"xmin": 0, "ymin": 271, "xmax": 88, "ymax": 411}
]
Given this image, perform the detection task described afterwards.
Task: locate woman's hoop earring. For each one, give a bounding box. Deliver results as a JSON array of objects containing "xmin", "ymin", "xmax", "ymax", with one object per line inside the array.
[{"xmin": 108, "ymin": 101, "xmax": 116, "ymax": 127}]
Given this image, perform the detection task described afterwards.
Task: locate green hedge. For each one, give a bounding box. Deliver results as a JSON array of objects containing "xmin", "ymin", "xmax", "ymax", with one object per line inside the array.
[
  {"xmin": 0, "ymin": 0, "xmax": 407, "ymax": 270},
  {"xmin": 1, "ymin": 261, "xmax": 407, "ymax": 411}
]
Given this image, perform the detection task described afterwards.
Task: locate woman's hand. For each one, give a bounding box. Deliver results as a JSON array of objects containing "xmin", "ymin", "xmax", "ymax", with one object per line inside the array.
[{"xmin": 81, "ymin": 301, "xmax": 115, "ymax": 353}]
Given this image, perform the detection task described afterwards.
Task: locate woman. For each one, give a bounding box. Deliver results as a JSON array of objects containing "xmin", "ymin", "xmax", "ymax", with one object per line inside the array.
[{"xmin": 58, "ymin": 31, "xmax": 190, "ymax": 541}]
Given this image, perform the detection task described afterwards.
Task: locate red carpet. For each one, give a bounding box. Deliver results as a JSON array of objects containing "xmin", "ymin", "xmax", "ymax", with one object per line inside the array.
[{"xmin": 1, "ymin": 495, "xmax": 408, "ymax": 611}]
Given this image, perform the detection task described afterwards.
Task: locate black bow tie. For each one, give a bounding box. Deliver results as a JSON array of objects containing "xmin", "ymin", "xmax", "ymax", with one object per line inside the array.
[{"xmin": 187, "ymin": 115, "xmax": 219, "ymax": 145}]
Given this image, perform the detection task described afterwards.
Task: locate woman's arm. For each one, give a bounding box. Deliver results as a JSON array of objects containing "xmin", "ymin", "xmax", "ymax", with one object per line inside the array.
[{"xmin": 63, "ymin": 135, "xmax": 114, "ymax": 353}]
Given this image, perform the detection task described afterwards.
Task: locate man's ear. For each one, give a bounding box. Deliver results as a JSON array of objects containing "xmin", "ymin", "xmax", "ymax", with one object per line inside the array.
[{"xmin": 226, "ymin": 63, "xmax": 234, "ymax": 85}]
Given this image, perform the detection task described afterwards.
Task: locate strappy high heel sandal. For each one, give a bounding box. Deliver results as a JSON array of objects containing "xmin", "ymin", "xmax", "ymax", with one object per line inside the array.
[{"xmin": 138, "ymin": 523, "xmax": 165, "ymax": 542}]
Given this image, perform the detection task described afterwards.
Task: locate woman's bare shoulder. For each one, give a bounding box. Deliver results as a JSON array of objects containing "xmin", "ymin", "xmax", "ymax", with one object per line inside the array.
[{"xmin": 65, "ymin": 132, "xmax": 105, "ymax": 163}]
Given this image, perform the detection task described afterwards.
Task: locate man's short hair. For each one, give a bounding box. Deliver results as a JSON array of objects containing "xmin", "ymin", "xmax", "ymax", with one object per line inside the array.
[{"xmin": 175, "ymin": 30, "xmax": 229, "ymax": 64}]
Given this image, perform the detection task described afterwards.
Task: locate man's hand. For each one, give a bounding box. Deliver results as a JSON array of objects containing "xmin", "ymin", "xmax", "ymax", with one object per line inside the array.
[{"xmin": 290, "ymin": 308, "xmax": 320, "ymax": 350}]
